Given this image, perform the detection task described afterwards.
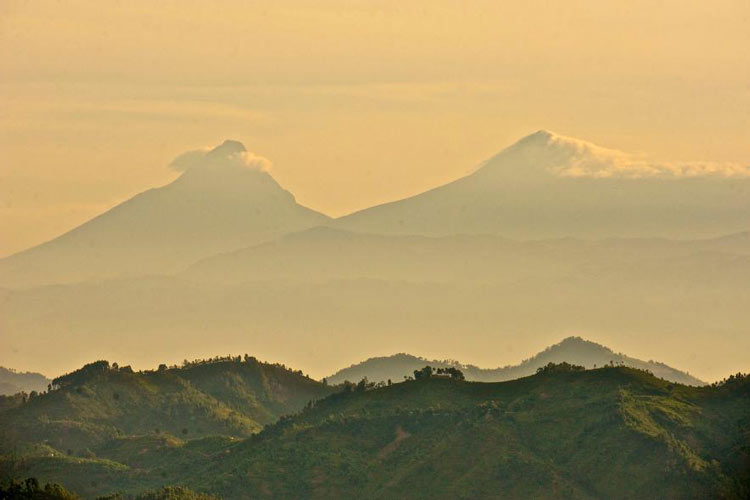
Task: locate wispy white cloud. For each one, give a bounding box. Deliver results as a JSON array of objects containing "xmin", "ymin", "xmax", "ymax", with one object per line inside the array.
[
  {"xmin": 539, "ymin": 132, "xmax": 750, "ymax": 179},
  {"xmin": 557, "ymin": 155, "xmax": 750, "ymax": 179},
  {"xmin": 169, "ymin": 141, "xmax": 272, "ymax": 173}
]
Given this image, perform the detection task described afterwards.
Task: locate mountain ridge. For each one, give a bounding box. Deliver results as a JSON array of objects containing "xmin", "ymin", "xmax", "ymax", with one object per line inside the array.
[
  {"xmin": 4, "ymin": 131, "xmax": 750, "ymax": 288},
  {"xmin": 325, "ymin": 336, "xmax": 705, "ymax": 386},
  {"xmin": 334, "ymin": 130, "xmax": 750, "ymax": 239},
  {"xmin": 3, "ymin": 228, "xmax": 749, "ymax": 380},
  {"xmin": 0, "ymin": 367, "xmax": 51, "ymax": 396},
  {"xmin": 183, "ymin": 225, "xmax": 750, "ymax": 285},
  {"xmin": 0, "ymin": 141, "xmax": 329, "ymax": 288}
]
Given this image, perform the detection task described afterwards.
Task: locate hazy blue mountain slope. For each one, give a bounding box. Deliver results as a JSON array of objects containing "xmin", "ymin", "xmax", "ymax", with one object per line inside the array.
[
  {"xmin": 3, "ymin": 246, "xmax": 749, "ymax": 383},
  {"xmin": 0, "ymin": 141, "xmax": 329, "ymax": 288},
  {"xmin": 0, "ymin": 367, "xmax": 51, "ymax": 396},
  {"xmin": 326, "ymin": 337, "xmax": 704, "ymax": 386},
  {"xmin": 335, "ymin": 130, "xmax": 750, "ymax": 240},
  {"xmin": 184, "ymin": 226, "xmax": 750, "ymax": 286}
]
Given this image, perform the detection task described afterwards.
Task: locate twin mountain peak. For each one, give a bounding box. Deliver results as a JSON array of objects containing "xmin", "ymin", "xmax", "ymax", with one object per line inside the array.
[{"xmin": 2, "ymin": 131, "xmax": 749, "ymax": 288}]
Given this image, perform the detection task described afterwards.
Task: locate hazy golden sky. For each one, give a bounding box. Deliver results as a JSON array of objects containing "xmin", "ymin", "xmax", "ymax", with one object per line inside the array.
[{"xmin": 2, "ymin": 0, "xmax": 749, "ymax": 256}]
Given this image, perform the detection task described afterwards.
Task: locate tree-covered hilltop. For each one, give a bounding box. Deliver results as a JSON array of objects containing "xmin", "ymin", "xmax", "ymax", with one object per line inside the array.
[
  {"xmin": 0, "ymin": 356, "xmax": 335, "ymax": 457},
  {"xmin": 3, "ymin": 364, "xmax": 748, "ymax": 499}
]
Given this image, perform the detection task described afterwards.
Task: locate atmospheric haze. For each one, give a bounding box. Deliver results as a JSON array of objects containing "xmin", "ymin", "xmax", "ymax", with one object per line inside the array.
[
  {"xmin": 1, "ymin": 132, "xmax": 749, "ymax": 383},
  {"xmin": 2, "ymin": 0, "xmax": 750, "ymax": 255},
  {"xmin": 1, "ymin": 0, "xmax": 749, "ymax": 385}
]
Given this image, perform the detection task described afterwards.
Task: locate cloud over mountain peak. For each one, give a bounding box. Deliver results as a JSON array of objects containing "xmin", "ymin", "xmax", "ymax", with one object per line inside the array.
[
  {"xmin": 499, "ymin": 130, "xmax": 750, "ymax": 180},
  {"xmin": 169, "ymin": 139, "xmax": 271, "ymax": 174}
]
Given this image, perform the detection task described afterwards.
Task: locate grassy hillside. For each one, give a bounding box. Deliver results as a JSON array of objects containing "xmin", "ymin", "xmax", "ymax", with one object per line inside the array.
[
  {"xmin": 183, "ymin": 366, "xmax": 748, "ymax": 499},
  {"xmin": 0, "ymin": 356, "xmax": 334, "ymax": 457},
  {"xmin": 3, "ymin": 365, "xmax": 748, "ymax": 499},
  {"xmin": 326, "ymin": 336, "xmax": 704, "ymax": 386}
]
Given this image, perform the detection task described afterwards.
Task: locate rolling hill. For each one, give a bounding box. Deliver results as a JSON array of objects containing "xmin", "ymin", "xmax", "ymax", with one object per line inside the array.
[
  {"xmin": 325, "ymin": 336, "xmax": 705, "ymax": 386},
  {"xmin": 189, "ymin": 366, "xmax": 750, "ymax": 499},
  {"xmin": 335, "ymin": 130, "xmax": 750, "ymax": 240},
  {"xmin": 0, "ymin": 356, "xmax": 334, "ymax": 456},
  {"xmin": 4, "ymin": 364, "xmax": 748, "ymax": 499},
  {"xmin": 0, "ymin": 140, "xmax": 329, "ymax": 288}
]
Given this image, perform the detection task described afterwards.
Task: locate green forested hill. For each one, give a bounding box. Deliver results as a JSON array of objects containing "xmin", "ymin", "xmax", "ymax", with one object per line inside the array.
[
  {"xmin": 3, "ymin": 364, "xmax": 748, "ymax": 499},
  {"xmin": 0, "ymin": 356, "xmax": 333, "ymax": 457},
  {"xmin": 184, "ymin": 366, "xmax": 749, "ymax": 499}
]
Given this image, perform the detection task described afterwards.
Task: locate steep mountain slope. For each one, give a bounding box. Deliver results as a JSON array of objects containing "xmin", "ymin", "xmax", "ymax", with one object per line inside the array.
[
  {"xmin": 335, "ymin": 130, "xmax": 750, "ymax": 239},
  {"xmin": 0, "ymin": 141, "xmax": 329, "ymax": 288},
  {"xmin": 8, "ymin": 366, "xmax": 748, "ymax": 499},
  {"xmin": 0, "ymin": 367, "xmax": 51, "ymax": 396},
  {"xmin": 0, "ymin": 357, "xmax": 334, "ymax": 455},
  {"xmin": 326, "ymin": 337, "xmax": 704, "ymax": 386}
]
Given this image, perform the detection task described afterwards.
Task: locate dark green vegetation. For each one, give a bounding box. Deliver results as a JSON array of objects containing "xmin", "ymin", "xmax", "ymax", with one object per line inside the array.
[
  {"xmin": 0, "ymin": 356, "xmax": 334, "ymax": 497},
  {"xmin": 0, "ymin": 479, "xmax": 215, "ymax": 499},
  {"xmin": 327, "ymin": 336, "xmax": 705, "ymax": 386},
  {"xmin": 1, "ymin": 359, "xmax": 748, "ymax": 499},
  {"xmin": 185, "ymin": 366, "xmax": 750, "ymax": 499},
  {"xmin": 0, "ymin": 368, "xmax": 50, "ymax": 397}
]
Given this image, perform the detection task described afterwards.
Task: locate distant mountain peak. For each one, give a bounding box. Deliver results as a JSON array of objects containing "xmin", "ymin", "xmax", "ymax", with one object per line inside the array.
[
  {"xmin": 170, "ymin": 140, "xmax": 268, "ymax": 176},
  {"xmin": 325, "ymin": 337, "xmax": 705, "ymax": 386},
  {"xmin": 476, "ymin": 129, "xmax": 629, "ymax": 179},
  {"xmin": 556, "ymin": 336, "xmax": 599, "ymax": 346},
  {"xmin": 489, "ymin": 130, "xmax": 750, "ymax": 181},
  {"xmin": 556, "ymin": 336, "xmax": 582, "ymax": 345},
  {"xmin": 0, "ymin": 141, "xmax": 330, "ymax": 287},
  {"xmin": 517, "ymin": 129, "xmax": 557, "ymax": 144},
  {"xmin": 510, "ymin": 129, "xmax": 606, "ymax": 150},
  {"xmin": 536, "ymin": 336, "xmax": 617, "ymax": 358},
  {"xmin": 206, "ymin": 139, "xmax": 247, "ymax": 158},
  {"xmin": 335, "ymin": 128, "xmax": 750, "ymax": 239},
  {"xmin": 169, "ymin": 140, "xmax": 281, "ymax": 194}
]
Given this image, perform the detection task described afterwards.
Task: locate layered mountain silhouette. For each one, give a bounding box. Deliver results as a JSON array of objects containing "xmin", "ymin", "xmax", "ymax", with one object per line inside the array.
[
  {"xmin": 184, "ymin": 225, "xmax": 750, "ymax": 285},
  {"xmin": 4, "ymin": 131, "xmax": 750, "ymax": 289},
  {"xmin": 335, "ymin": 130, "xmax": 750, "ymax": 239},
  {"xmin": 0, "ymin": 140, "xmax": 329, "ymax": 288},
  {"xmin": 3, "ymin": 229, "xmax": 750, "ymax": 379},
  {"xmin": 2, "ymin": 132, "xmax": 750, "ymax": 380},
  {"xmin": 0, "ymin": 367, "xmax": 50, "ymax": 396},
  {"xmin": 325, "ymin": 336, "xmax": 704, "ymax": 386}
]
